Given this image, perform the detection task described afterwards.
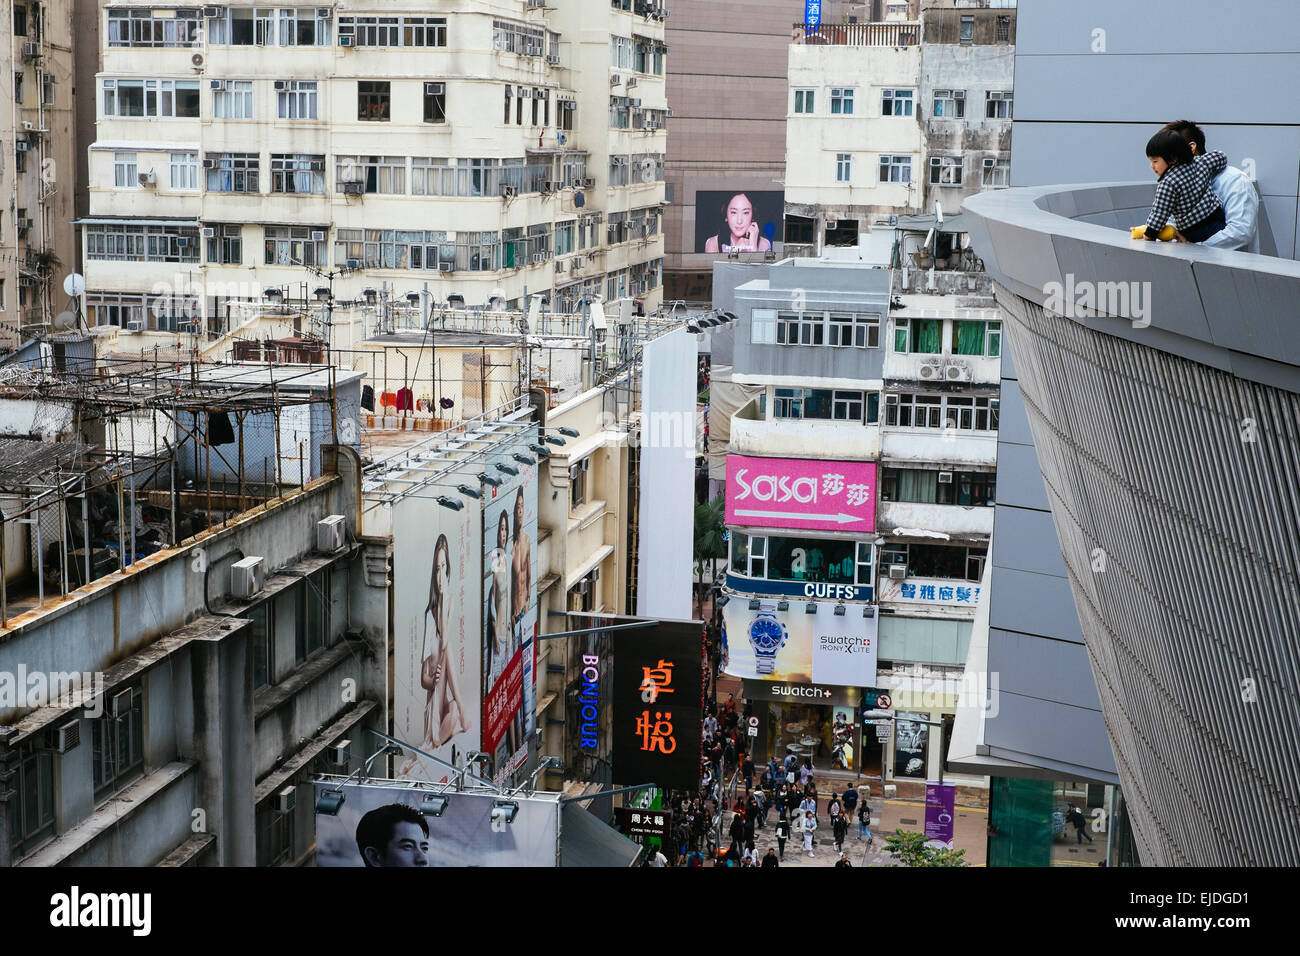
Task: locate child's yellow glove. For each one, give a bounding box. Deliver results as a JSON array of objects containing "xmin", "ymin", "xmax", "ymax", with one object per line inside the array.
[{"xmin": 1132, "ymin": 224, "xmax": 1177, "ymax": 240}]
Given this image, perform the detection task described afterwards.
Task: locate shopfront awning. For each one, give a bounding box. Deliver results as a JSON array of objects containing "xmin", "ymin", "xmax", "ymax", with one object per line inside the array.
[{"xmin": 559, "ymin": 802, "xmax": 641, "ymax": 867}]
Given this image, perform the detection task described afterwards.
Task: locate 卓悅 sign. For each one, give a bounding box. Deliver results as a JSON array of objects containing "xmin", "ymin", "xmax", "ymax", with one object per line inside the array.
[
  {"xmin": 725, "ymin": 455, "xmax": 876, "ymax": 534},
  {"xmin": 612, "ymin": 620, "xmax": 703, "ymax": 791}
]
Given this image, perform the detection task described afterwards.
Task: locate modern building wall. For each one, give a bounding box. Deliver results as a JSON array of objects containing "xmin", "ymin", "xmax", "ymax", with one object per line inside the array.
[{"xmin": 663, "ymin": 0, "xmax": 802, "ymax": 303}]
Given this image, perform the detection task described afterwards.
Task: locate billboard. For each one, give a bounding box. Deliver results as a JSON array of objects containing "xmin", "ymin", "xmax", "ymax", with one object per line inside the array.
[
  {"xmin": 894, "ymin": 712, "xmax": 930, "ymax": 778},
  {"xmin": 725, "ymin": 455, "xmax": 876, "ymax": 534},
  {"xmin": 314, "ymin": 782, "xmax": 559, "ymax": 867},
  {"xmin": 924, "ymin": 782, "xmax": 956, "ymax": 848},
  {"xmin": 721, "ymin": 599, "xmax": 878, "ymax": 685},
  {"xmin": 695, "ymin": 190, "xmax": 784, "ymax": 254},
  {"xmin": 482, "ymin": 446, "xmax": 539, "ymax": 786},
  {"xmin": 393, "ymin": 490, "xmax": 481, "ymax": 783},
  {"xmin": 611, "ymin": 620, "xmax": 704, "ymax": 791},
  {"xmin": 637, "ymin": 326, "xmax": 698, "ymax": 620}
]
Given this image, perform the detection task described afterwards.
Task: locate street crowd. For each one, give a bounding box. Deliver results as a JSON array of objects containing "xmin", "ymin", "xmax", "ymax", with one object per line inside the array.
[{"xmin": 643, "ymin": 628, "xmax": 873, "ymax": 868}]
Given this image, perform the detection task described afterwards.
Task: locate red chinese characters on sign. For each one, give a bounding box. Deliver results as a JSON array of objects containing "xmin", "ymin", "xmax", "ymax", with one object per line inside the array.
[
  {"xmin": 639, "ymin": 660, "xmax": 675, "ymax": 703},
  {"xmin": 635, "ymin": 710, "xmax": 676, "ymax": 753}
]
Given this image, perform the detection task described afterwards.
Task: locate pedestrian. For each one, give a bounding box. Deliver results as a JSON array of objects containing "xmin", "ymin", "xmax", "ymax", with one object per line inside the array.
[
  {"xmin": 776, "ymin": 812, "xmax": 789, "ymax": 861},
  {"xmin": 842, "ymin": 783, "xmax": 858, "ymax": 814},
  {"xmin": 799, "ymin": 759, "xmax": 813, "ymax": 789},
  {"xmin": 755, "ymin": 787, "xmax": 769, "ymax": 828},
  {"xmin": 1067, "ymin": 806, "xmax": 1093, "ymax": 844},
  {"xmin": 762, "ymin": 847, "xmax": 779, "ymax": 868},
  {"xmin": 743, "ymin": 840, "xmax": 758, "ymax": 867},
  {"xmin": 802, "ymin": 810, "xmax": 817, "ymax": 857},
  {"xmin": 857, "ymin": 800, "xmax": 873, "ymax": 844},
  {"xmin": 743, "ymin": 806, "xmax": 756, "ymax": 846},
  {"xmin": 742, "ymin": 753, "xmax": 755, "ymax": 794},
  {"xmin": 833, "ymin": 812, "xmax": 849, "ymax": 854},
  {"xmin": 828, "ymin": 792, "xmax": 843, "ymax": 823},
  {"xmin": 834, "ymin": 852, "xmax": 853, "ymax": 868},
  {"xmin": 729, "ymin": 808, "xmax": 746, "ymax": 856},
  {"xmin": 687, "ymin": 848, "xmax": 705, "ymax": 867},
  {"xmin": 650, "ymin": 847, "xmax": 667, "ymax": 867}
]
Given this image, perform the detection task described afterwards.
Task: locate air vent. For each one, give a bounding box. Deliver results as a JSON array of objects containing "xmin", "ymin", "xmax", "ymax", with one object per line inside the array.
[
  {"xmin": 231, "ymin": 556, "xmax": 265, "ymax": 598},
  {"xmin": 317, "ymin": 514, "xmax": 346, "ymax": 552}
]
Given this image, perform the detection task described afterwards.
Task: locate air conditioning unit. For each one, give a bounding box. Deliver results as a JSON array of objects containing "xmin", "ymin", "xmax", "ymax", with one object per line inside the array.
[
  {"xmin": 630, "ymin": 97, "xmax": 642, "ymax": 107},
  {"xmin": 564, "ymin": 101, "xmax": 577, "ymax": 111},
  {"xmin": 274, "ymin": 80, "xmax": 287, "ymax": 91},
  {"xmin": 175, "ymin": 236, "xmax": 190, "ymax": 247},
  {"xmin": 17, "ymin": 218, "xmax": 33, "ymax": 230},
  {"xmin": 21, "ymin": 120, "xmax": 37, "ymax": 132},
  {"xmin": 210, "ymin": 79, "xmax": 227, "ymax": 90},
  {"xmin": 201, "ymin": 226, "xmax": 216, "ymax": 238},
  {"xmin": 317, "ymin": 515, "xmax": 346, "ymax": 552},
  {"xmin": 202, "ymin": 158, "xmax": 216, "ymax": 169},
  {"xmin": 591, "ymin": 565, "xmax": 600, "ymax": 582},
  {"xmin": 945, "ymin": 364, "xmax": 972, "ymax": 382},
  {"xmin": 203, "ymin": 5, "xmax": 223, "ymax": 16},
  {"xmin": 555, "ymin": 260, "xmax": 566, "ymax": 273},
  {"xmin": 125, "ymin": 320, "xmax": 144, "ymax": 331},
  {"xmin": 531, "ymin": 253, "xmax": 545, "ymax": 264},
  {"xmin": 576, "ymin": 579, "xmax": 590, "ymax": 596},
  {"xmin": 626, "ymin": 77, "xmax": 638, "ymax": 89},
  {"xmin": 311, "ymin": 230, "xmax": 326, "ymax": 241},
  {"xmin": 888, "ymin": 564, "xmax": 908, "ymax": 581},
  {"xmin": 425, "ymin": 82, "xmax": 444, "ymax": 96},
  {"xmin": 329, "ymin": 740, "xmax": 351, "ymax": 765},
  {"xmin": 309, "ymin": 159, "xmax": 325, "ymax": 171},
  {"xmin": 21, "ymin": 42, "xmax": 38, "ymax": 59},
  {"xmin": 137, "ymin": 170, "xmax": 157, "ymax": 187},
  {"xmin": 338, "ymin": 34, "xmax": 354, "ymax": 47},
  {"xmin": 918, "ymin": 363, "xmax": 943, "ymax": 381},
  {"xmin": 644, "ymin": 120, "xmax": 656, "ymax": 130},
  {"xmin": 520, "ymin": 88, "xmax": 532, "ymax": 99},
  {"xmin": 438, "ymin": 262, "xmax": 454, "ymax": 273},
  {"xmin": 938, "ymin": 471, "xmax": 954, "ymax": 484},
  {"xmin": 501, "ymin": 185, "xmax": 517, "ymax": 197},
  {"xmin": 276, "ymin": 786, "xmax": 296, "ymax": 814},
  {"xmin": 547, "ymin": 54, "xmax": 560, "ymax": 64},
  {"xmin": 316, "ymin": 6, "xmax": 332, "ymax": 17},
  {"xmin": 110, "ymin": 688, "xmax": 135, "ymax": 718},
  {"xmin": 231, "ymin": 556, "xmax": 265, "ymax": 599},
  {"xmin": 582, "ymin": 177, "xmax": 595, "ymax": 187},
  {"xmin": 15, "ymin": 140, "xmax": 30, "ymax": 153},
  {"xmin": 825, "ymin": 218, "xmax": 838, "ymax": 230},
  {"xmin": 610, "ymin": 74, "xmax": 622, "ymax": 85},
  {"xmin": 55, "ymin": 719, "xmax": 81, "ymax": 754},
  {"xmin": 191, "ymin": 53, "xmax": 205, "ymax": 69},
  {"xmin": 342, "ymin": 180, "xmax": 365, "ymax": 196}
]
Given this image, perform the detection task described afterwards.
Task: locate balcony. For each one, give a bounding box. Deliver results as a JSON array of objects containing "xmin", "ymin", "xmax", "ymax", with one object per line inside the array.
[
  {"xmin": 792, "ymin": 22, "xmax": 919, "ymax": 46},
  {"xmin": 878, "ymin": 500, "xmax": 994, "ymax": 538},
  {"xmin": 729, "ymin": 397, "xmax": 879, "ymax": 461}
]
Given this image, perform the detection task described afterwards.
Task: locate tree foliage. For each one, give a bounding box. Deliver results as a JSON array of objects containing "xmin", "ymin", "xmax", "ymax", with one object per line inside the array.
[{"xmin": 883, "ymin": 828, "xmax": 969, "ymax": 867}]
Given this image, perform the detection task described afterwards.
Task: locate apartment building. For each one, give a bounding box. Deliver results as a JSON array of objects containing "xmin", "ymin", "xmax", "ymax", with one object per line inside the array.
[
  {"xmin": 2, "ymin": 0, "xmax": 79, "ymax": 352},
  {"xmin": 714, "ymin": 257, "xmax": 994, "ymax": 790},
  {"xmin": 80, "ymin": 1, "xmax": 667, "ymax": 337}
]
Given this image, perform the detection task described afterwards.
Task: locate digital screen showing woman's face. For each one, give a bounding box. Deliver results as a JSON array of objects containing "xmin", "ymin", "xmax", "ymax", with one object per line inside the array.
[{"xmin": 727, "ymin": 195, "xmax": 754, "ymax": 236}]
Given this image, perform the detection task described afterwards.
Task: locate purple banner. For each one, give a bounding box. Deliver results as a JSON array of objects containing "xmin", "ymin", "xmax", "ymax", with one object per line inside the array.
[{"xmin": 924, "ymin": 782, "xmax": 956, "ymax": 847}]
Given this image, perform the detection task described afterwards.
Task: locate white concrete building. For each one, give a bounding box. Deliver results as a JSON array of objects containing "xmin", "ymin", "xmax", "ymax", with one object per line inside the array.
[{"xmin": 80, "ymin": 1, "xmax": 668, "ymax": 337}]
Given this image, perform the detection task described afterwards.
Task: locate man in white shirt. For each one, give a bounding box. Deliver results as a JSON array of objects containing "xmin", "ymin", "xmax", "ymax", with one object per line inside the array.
[{"xmin": 1163, "ymin": 120, "xmax": 1259, "ymax": 252}]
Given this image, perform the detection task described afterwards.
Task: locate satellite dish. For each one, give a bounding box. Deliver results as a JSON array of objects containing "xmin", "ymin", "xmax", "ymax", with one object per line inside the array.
[
  {"xmin": 63, "ymin": 273, "xmax": 86, "ymax": 297},
  {"xmin": 53, "ymin": 311, "xmax": 77, "ymax": 330}
]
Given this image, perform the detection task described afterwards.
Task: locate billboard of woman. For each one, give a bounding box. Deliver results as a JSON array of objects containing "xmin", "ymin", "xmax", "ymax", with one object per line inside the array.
[{"xmin": 696, "ymin": 190, "xmax": 784, "ymax": 253}]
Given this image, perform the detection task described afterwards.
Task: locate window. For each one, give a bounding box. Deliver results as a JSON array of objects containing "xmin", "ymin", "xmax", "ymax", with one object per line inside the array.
[
  {"xmin": 295, "ymin": 568, "xmax": 331, "ymax": 662},
  {"xmin": 772, "ymin": 388, "xmax": 867, "ymax": 422},
  {"xmin": 835, "ymin": 153, "xmax": 852, "ymax": 183},
  {"xmin": 207, "ymin": 224, "xmax": 243, "ymax": 265},
  {"xmin": 986, "ymin": 91, "xmax": 1013, "ymax": 119},
  {"xmin": 113, "ymin": 151, "xmax": 138, "ymax": 188},
  {"xmin": 0, "ymin": 279, "xmax": 5, "ymax": 310},
  {"xmin": 866, "ymin": 393, "xmax": 880, "ymax": 424},
  {"xmin": 92, "ymin": 688, "xmax": 144, "ymax": 800},
  {"xmin": 256, "ymin": 797, "xmax": 295, "ymax": 866},
  {"xmin": 277, "ymin": 8, "xmax": 331, "ymax": 46},
  {"xmin": 885, "ymin": 393, "xmax": 942, "ymax": 428},
  {"xmin": 334, "ymin": 228, "xmax": 454, "ymax": 270},
  {"xmin": 86, "ymin": 293, "xmax": 146, "ymax": 327},
  {"xmin": 336, "ymin": 156, "xmax": 406, "ymax": 194},
  {"xmin": 932, "ymin": 89, "xmax": 965, "ymax": 118},
  {"xmin": 982, "ymin": 156, "xmax": 1010, "ymax": 188},
  {"xmin": 729, "ymin": 532, "xmax": 766, "ymax": 578},
  {"xmin": 929, "ymin": 155, "xmax": 963, "ymax": 186},
  {"xmin": 959, "ymin": 15, "xmax": 974, "ymax": 44},
  {"xmin": 775, "ymin": 311, "xmax": 824, "ymax": 346},
  {"xmin": 249, "ymin": 601, "xmax": 273, "ymax": 687},
  {"xmin": 14, "ymin": 72, "xmax": 22, "ymax": 105},
  {"xmin": 608, "ymin": 155, "xmax": 630, "ymax": 187},
  {"xmin": 277, "ymin": 80, "xmax": 317, "ymax": 119},
  {"xmin": 213, "ymin": 80, "xmax": 254, "ymax": 119},
  {"xmin": 881, "ymin": 88, "xmax": 913, "ymax": 117},
  {"xmin": 881, "ymin": 468, "xmax": 996, "ymax": 506},
  {"xmin": 493, "ymin": 18, "xmax": 545, "ymax": 56},
  {"xmin": 731, "ymin": 533, "xmax": 873, "ymax": 587},
  {"xmin": 885, "ymin": 393, "xmax": 998, "ymax": 431},
  {"xmin": 794, "ymin": 89, "xmax": 815, "ymax": 114},
  {"xmin": 423, "ymin": 82, "xmax": 446, "ymax": 123},
  {"xmin": 879, "ymin": 154, "xmax": 912, "ymax": 183},
  {"xmin": 610, "ymin": 35, "xmax": 633, "ymax": 69},
  {"xmin": 170, "ymin": 151, "xmax": 198, "ymax": 189},
  {"xmin": 570, "ymin": 458, "xmax": 588, "ymax": 509},
  {"xmin": 827, "ymin": 312, "xmax": 881, "ymax": 348},
  {"xmin": 996, "ymin": 15, "xmax": 1010, "ymax": 43},
  {"xmin": 894, "ymin": 316, "xmax": 942, "ymax": 353},
  {"xmin": 830, "ymin": 88, "xmax": 854, "ymax": 114},
  {"xmin": 206, "ymin": 152, "xmax": 259, "ymax": 193},
  {"xmin": 108, "ymin": 8, "xmax": 202, "ymax": 47},
  {"xmin": 8, "ymin": 742, "xmax": 54, "ymax": 859},
  {"xmin": 87, "ymin": 224, "xmax": 200, "ymax": 263},
  {"xmin": 358, "ymin": 81, "xmax": 391, "ymax": 121},
  {"xmin": 337, "ymin": 14, "xmax": 446, "ymax": 47},
  {"xmin": 889, "ymin": 543, "xmax": 983, "ymax": 580},
  {"xmin": 271, "ymin": 154, "xmax": 325, "ymax": 194},
  {"xmin": 953, "ymin": 320, "xmax": 1000, "ymax": 357},
  {"xmin": 264, "ymin": 226, "xmax": 325, "ymax": 266},
  {"xmin": 14, "ymin": 5, "xmax": 27, "ymax": 36},
  {"xmin": 101, "ymin": 78, "xmax": 200, "ymax": 117}
]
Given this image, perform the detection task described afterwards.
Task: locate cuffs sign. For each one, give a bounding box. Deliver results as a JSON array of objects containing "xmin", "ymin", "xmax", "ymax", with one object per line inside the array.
[{"xmin": 725, "ymin": 455, "xmax": 876, "ymax": 534}]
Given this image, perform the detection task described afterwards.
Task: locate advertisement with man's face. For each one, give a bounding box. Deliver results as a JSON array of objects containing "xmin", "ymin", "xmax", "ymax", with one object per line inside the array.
[
  {"xmin": 894, "ymin": 712, "xmax": 929, "ymax": 779},
  {"xmin": 393, "ymin": 491, "xmax": 481, "ymax": 783},
  {"xmin": 314, "ymin": 782, "xmax": 559, "ymax": 867},
  {"xmin": 721, "ymin": 599, "xmax": 878, "ymax": 685},
  {"xmin": 695, "ymin": 190, "xmax": 784, "ymax": 254},
  {"xmin": 482, "ymin": 446, "xmax": 539, "ymax": 786}
]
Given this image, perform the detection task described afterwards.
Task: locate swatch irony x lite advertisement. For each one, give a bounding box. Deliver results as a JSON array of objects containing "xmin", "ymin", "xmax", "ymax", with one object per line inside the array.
[{"xmin": 721, "ymin": 599, "xmax": 878, "ymax": 686}]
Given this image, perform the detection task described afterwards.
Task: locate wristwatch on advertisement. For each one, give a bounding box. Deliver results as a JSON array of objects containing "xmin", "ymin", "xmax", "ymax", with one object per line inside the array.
[{"xmin": 748, "ymin": 608, "xmax": 788, "ymax": 675}]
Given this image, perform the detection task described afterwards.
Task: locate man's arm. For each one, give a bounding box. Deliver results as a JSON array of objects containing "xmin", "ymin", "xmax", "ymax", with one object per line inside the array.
[{"xmin": 1203, "ymin": 167, "xmax": 1259, "ymax": 250}]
